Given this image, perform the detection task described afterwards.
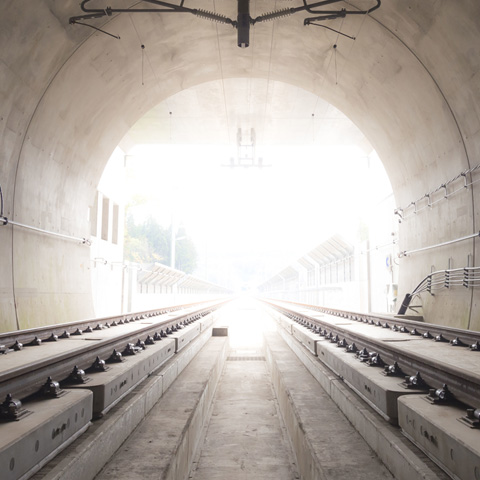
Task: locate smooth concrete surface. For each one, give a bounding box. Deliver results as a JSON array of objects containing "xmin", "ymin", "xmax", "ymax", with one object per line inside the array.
[
  {"xmin": 32, "ymin": 324, "xmax": 219, "ymax": 480},
  {"xmin": 0, "ymin": 389, "xmax": 93, "ymax": 480},
  {"xmin": 1, "ymin": 1, "xmax": 480, "ymax": 331},
  {"xmin": 398, "ymin": 395, "xmax": 480, "ymax": 480},
  {"xmin": 190, "ymin": 314, "xmax": 299, "ymax": 480}
]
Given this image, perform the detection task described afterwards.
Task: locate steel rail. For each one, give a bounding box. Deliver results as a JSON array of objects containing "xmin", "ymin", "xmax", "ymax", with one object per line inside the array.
[
  {"xmin": 0, "ymin": 299, "xmax": 216, "ymax": 350},
  {"xmin": 261, "ymin": 298, "xmax": 480, "ymax": 410},
  {"xmin": 268, "ymin": 298, "xmax": 480, "ymax": 345},
  {"xmin": 0, "ymin": 299, "xmax": 230, "ymax": 401}
]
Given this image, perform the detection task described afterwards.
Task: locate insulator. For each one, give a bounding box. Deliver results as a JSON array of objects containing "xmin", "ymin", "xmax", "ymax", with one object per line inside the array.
[
  {"xmin": 254, "ymin": 8, "xmax": 293, "ymax": 24},
  {"xmin": 195, "ymin": 9, "xmax": 234, "ymax": 25}
]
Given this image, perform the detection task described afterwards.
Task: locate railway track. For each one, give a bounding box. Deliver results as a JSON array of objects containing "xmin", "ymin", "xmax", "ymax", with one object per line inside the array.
[
  {"xmin": 260, "ymin": 298, "xmax": 480, "ymax": 480},
  {"xmin": 261, "ymin": 298, "xmax": 480, "ymax": 410},
  {"xmin": 0, "ymin": 300, "xmax": 227, "ymax": 402},
  {"xmin": 0, "ymin": 299, "xmax": 230, "ymax": 480}
]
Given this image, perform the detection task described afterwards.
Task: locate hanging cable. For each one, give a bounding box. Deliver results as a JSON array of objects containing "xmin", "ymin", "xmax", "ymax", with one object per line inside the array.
[
  {"xmin": 0, "ymin": 183, "xmax": 7, "ymax": 225},
  {"xmin": 70, "ymin": 20, "xmax": 121, "ymax": 39},
  {"xmin": 141, "ymin": 44, "xmax": 145, "ymax": 86}
]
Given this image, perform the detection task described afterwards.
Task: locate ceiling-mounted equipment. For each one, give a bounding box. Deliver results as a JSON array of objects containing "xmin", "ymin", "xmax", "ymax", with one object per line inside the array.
[
  {"xmin": 222, "ymin": 128, "xmax": 271, "ymax": 168},
  {"xmin": 69, "ymin": 0, "xmax": 381, "ymax": 47}
]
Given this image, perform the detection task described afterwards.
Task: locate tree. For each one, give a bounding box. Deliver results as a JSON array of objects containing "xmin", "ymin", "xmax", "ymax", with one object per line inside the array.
[
  {"xmin": 174, "ymin": 226, "xmax": 198, "ymax": 273},
  {"xmin": 124, "ymin": 213, "xmax": 197, "ymax": 273}
]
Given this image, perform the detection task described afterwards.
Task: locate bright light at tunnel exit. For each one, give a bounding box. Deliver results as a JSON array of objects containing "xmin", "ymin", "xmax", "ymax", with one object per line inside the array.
[{"xmin": 100, "ymin": 142, "xmax": 394, "ymax": 292}]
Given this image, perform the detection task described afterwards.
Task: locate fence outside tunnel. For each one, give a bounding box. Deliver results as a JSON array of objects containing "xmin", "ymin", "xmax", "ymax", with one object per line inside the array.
[{"xmin": 258, "ymin": 233, "xmax": 399, "ymax": 315}]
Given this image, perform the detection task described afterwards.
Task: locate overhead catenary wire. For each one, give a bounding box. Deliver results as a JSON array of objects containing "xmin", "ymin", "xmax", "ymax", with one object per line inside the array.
[{"xmin": 213, "ymin": 0, "xmax": 232, "ymax": 145}]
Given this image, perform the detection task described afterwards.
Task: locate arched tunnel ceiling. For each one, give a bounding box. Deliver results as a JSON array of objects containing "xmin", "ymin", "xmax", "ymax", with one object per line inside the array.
[
  {"xmin": 1, "ymin": 0, "xmax": 480, "ymax": 330},
  {"xmin": 122, "ymin": 78, "xmax": 372, "ymax": 151},
  {"xmin": 37, "ymin": 0, "xmax": 477, "ymax": 204}
]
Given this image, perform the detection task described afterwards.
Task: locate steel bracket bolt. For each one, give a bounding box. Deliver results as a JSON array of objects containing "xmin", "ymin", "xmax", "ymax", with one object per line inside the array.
[
  {"xmin": 107, "ymin": 349, "xmax": 123, "ymax": 363},
  {"xmin": 46, "ymin": 333, "xmax": 59, "ymax": 342},
  {"xmin": 89, "ymin": 356, "xmax": 107, "ymax": 372},
  {"xmin": 462, "ymin": 408, "xmax": 480, "ymax": 428},
  {"xmin": 400, "ymin": 326, "xmax": 409, "ymax": 334},
  {"xmin": 450, "ymin": 337, "xmax": 467, "ymax": 347},
  {"xmin": 72, "ymin": 328, "xmax": 83, "ymax": 336},
  {"xmin": 26, "ymin": 336, "xmax": 42, "ymax": 346},
  {"xmin": 346, "ymin": 342, "xmax": 358, "ymax": 353},
  {"xmin": 123, "ymin": 343, "xmax": 139, "ymax": 355},
  {"xmin": 166, "ymin": 327, "xmax": 173, "ymax": 335},
  {"xmin": 383, "ymin": 361, "xmax": 404, "ymax": 377},
  {"xmin": 12, "ymin": 340, "xmax": 23, "ymax": 351},
  {"xmin": 160, "ymin": 329, "xmax": 167, "ymax": 338},
  {"xmin": 330, "ymin": 334, "xmax": 339, "ymax": 343},
  {"xmin": 423, "ymin": 331, "xmax": 433, "ymax": 339},
  {"xmin": 145, "ymin": 335, "xmax": 155, "ymax": 345},
  {"xmin": 391, "ymin": 325, "xmax": 399, "ymax": 332},
  {"xmin": 153, "ymin": 332, "xmax": 162, "ymax": 341},
  {"xmin": 60, "ymin": 330, "xmax": 70, "ymax": 339},
  {"xmin": 382, "ymin": 322, "xmax": 389, "ymax": 329},
  {"xmin": 0, "ymin": 394, "xmax": 28, "ymax": 421},
  {"xmin": 41, "ymin": 376, "xmax": 63, "ymax": 397},
  {"xmin": 427, "ymin": 384, "xmax": 453, "ymax": 404},
  {"xmin": 410, "ymin": 328, "xmax": 420, "ymax": 336},
  {"xmin": 67, "ymin": 366, "xmax": 87, "ymax": 384},
  {"xmin": 325, "ymin": 332, "xmax": 332, "ymax": 340},
  {"xmin": 356, "ymin": 347, "xmax": 369, "ymax": 361},
  {"xmin": 435, "ymin": 334, "xmax": 448, "ymax": 342},
  {"xmin": 368, "ymin": 353, "xmax": 385, "ymax": 367},
  {"xmin": 136, "ymin": 339, "xmax": 146, "ymax": 350},
  {"xmin": 470, "ymin": 341, "xmax": 480, "ymax": 351},
  {"xmin": 94, "ymin": 324, "xmax": 104, "ymax": 331},
  {"xmin": 337, "ymin": 338, "xmax": 347, "ymax": 348},
  {"xmin": 84, "ymin": 326, "xmax": 93, "ymax": 333},
  {"xmin": 404, "ymin": 371, "xmax": 428, "ymax": 389}
]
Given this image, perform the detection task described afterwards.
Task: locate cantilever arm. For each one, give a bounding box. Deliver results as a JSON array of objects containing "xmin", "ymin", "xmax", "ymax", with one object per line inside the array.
[{"xmin": 69, "ymin": 0, "xmax": 235, "ymax": 26}]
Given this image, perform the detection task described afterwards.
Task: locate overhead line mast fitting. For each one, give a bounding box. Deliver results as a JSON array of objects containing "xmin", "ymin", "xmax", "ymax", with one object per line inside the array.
[{"xmin": 69, "ymin": 0, "xmax": 381, "ymax": 47}]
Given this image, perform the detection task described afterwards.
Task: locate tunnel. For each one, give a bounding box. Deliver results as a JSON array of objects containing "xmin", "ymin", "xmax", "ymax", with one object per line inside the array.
[
  {"xmin": 1, "ymin": 0, "xmax": 480, "ymax": 333},
  {"xmin": 2, "ymin": 3, "xmax": 480, "ymax": 480}
]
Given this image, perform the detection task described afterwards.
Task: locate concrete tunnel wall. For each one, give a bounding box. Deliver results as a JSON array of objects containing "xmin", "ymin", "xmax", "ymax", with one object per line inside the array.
[{"xmin": 0, "ymin": 1, "xmax": 479, "ymax": 332}]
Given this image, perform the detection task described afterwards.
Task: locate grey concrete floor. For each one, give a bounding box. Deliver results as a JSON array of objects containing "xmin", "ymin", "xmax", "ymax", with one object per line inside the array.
[
  {"xmin": 189, "ymin": 354, "xmax": 299, "ymax": 479},
  {"xmin": 189, "ymin": 300, "xmax": 299, "ymax": 479}
]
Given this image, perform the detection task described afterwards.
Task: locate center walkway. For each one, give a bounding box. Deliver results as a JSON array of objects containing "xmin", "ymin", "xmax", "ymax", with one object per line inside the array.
[{"xmin": 189, "ymin": 302, "xmax": 299, "ymax": 479}]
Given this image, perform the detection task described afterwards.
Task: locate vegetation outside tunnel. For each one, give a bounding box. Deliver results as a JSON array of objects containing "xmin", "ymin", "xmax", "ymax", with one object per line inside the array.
[{"xmin": 124, "ymin": 212, "xmax": 198, "ymax": 274}]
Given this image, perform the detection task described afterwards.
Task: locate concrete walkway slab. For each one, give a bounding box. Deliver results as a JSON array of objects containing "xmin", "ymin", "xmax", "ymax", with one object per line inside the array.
[{"xmin": 189, "ymin": 354, "xmax": 300, "ymax": 480}]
